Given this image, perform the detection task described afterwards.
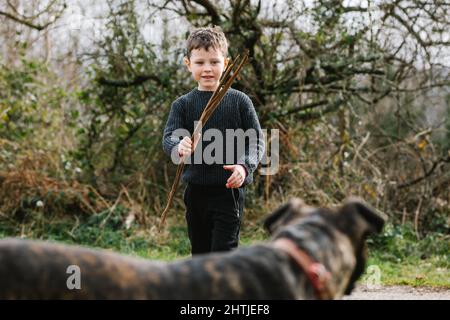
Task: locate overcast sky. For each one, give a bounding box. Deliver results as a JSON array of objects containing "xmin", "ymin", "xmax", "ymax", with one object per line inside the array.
[{"xmin": 1, "ymin": 0, "xmax": 448, "ymax": 70}]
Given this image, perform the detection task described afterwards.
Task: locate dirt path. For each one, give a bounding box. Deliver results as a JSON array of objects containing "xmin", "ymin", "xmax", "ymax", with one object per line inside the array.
[{"xmin": 344, "ymin": 285, "xmax": 450, "ymax": 300}]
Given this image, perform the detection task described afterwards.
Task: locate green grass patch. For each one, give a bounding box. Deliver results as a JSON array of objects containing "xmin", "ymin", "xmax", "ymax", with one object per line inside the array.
[
  {"xmin": 361, "ymin": 254, "xmax": 449, "ymax": 288},
  {"xmin": 362, "ymin": 222, "xmax": 449, "ymax": 288}
]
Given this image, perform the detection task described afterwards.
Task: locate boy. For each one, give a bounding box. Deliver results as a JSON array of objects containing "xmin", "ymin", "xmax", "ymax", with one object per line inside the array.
[{"xmin": 162, "ymin": 26, "xmax": 265, "ymax": 255}]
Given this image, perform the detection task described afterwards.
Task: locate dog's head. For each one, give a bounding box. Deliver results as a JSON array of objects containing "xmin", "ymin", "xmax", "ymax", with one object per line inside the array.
[{"xmin": 263, "ymin": 197, "xmax": 386, "ymax": 296}]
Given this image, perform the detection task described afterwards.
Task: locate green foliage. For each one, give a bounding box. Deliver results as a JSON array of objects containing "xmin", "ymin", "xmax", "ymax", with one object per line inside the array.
[
  {"xmin": 72, "ymin": 3, "xmax": 190, "ymax": 191},
  {"xmin": 0, "ymin": 55, "xmax": 74, "ymax": 187},
  {"xmin": 0, "ymin": 58, "xmax": 42, "ymax": 140},
  {"xmin": 368, "ymin": 223, "xmax": 449, "ymax": 265}
]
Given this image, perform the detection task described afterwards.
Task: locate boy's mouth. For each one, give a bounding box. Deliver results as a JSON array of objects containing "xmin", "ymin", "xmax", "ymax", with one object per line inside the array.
[{"xmin": 202, "ymin": 76, "xmax": 215, "ymax": 80}]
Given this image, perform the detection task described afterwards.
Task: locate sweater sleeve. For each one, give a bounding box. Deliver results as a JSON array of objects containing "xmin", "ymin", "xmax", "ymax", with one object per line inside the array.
[
  {"xmin": 238, "ymin": 94, "xmax": 265, "ymax": 177},
  {"xmin": 162, "ymin": 99, "xmax": 185, "ymax": 158}
]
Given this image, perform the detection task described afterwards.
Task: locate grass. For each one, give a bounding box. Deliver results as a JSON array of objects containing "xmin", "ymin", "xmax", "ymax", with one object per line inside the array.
[
  {"xmin": 362, "ymin": 254, "xmax": 449, "ymax": 288},
  {"xmin": 361, "ymin": 222, "xmax": 449, "ymax": 288},
  {"xmin": 0, "ymin": 211, "xmax": 448, "ymax": 288}
]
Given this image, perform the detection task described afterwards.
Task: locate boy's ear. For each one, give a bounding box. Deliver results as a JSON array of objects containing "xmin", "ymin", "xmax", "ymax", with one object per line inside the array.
[
  {"xmin": 183, "ymin": 57, "xmax": 191, "ymax": 71},
  {"xmin": 224, "ymin": 57, "xmax": 230, "ymax": 68}
]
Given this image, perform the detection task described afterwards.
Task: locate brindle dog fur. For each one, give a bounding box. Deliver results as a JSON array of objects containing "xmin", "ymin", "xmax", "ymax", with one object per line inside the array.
[{"xmin": 0, "ymin": 197, "xmax": 385, "ymax": 299}]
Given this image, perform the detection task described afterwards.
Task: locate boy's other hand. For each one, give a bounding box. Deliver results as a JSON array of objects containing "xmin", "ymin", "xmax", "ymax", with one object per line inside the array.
[
  {"xmin": 224, "ymin": 165, "xmax": 247, "ymax": 188},
  {"xmin": 178, "ymin": 134, "xmax": 201, "ymax": 157}
]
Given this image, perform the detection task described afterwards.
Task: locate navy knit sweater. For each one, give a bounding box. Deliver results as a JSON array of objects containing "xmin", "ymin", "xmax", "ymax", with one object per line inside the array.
[{"xmin": 162, "ymin": 88, "xmax": 265, "ymax": 186}]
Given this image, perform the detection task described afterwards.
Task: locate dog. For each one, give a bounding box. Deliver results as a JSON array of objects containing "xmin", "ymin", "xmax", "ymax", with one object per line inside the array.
[{"xmin": 0, "ymin": 197, "xmax": 385, "ymax": 299}]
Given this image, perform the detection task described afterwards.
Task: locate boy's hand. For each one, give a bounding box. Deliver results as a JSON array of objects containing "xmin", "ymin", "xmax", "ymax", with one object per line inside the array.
[
  {"xmin": 224, "ymin": 165, "xmax": 247, "ymax": 188},
  {"xmin": 178, "ymin": 133, "xmax": 201, "ymax": 157}
]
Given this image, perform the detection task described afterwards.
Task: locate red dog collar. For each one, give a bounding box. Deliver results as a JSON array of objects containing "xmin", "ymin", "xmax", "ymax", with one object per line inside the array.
[{"xmin": 272, "ymin": 238, "xmax": 332, "ymax": 299}]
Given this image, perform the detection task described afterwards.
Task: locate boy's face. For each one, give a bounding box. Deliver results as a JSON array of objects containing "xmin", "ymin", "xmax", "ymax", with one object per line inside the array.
[{"xmin": 184, "ymin": 47, "xmax": 228, "ymax": 91}]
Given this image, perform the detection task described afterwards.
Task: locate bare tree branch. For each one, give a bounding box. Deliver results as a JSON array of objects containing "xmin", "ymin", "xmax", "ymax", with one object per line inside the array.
[
  {"xmin": 0, "ymin": 0, "xmax": 65, "ymax": 31},
  {"xmin": 0, "ymin": 10, "xmax": 54, "ymax": 31},
  {"xmin": 97, "ymin": 75, "xmax": 162, "ymax": 87},
  {"xmin": 398, "ymin": 154, "xmax": 450, "ymax": 189},
  {"xmin": 189, "ymin": 0, "xmax": 221, "ymax": 25}
]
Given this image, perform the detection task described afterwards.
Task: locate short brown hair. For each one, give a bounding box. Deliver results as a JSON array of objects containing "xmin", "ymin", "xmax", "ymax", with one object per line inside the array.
[{"xmin": 185, "ymin": 26, "xmax": 228, "ymax": 58}]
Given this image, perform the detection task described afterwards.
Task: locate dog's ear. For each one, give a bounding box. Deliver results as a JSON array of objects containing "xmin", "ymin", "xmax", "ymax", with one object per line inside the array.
[
  {"xmin": 263, "ymin": 198, "xmax": 312, "ymax": 234},
  {"xmin": 340, "ymin": 197, "xmax": 386, "ymax": 237},
  {"xmin": 338, "ymin": 197, "xmax": 386, "ymax": 295}
]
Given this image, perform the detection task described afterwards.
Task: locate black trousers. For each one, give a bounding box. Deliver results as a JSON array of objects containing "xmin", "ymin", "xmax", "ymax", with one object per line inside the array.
[{"xmin": 183, "ymin": 183, "xmax": 245, "ymax": 255}]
